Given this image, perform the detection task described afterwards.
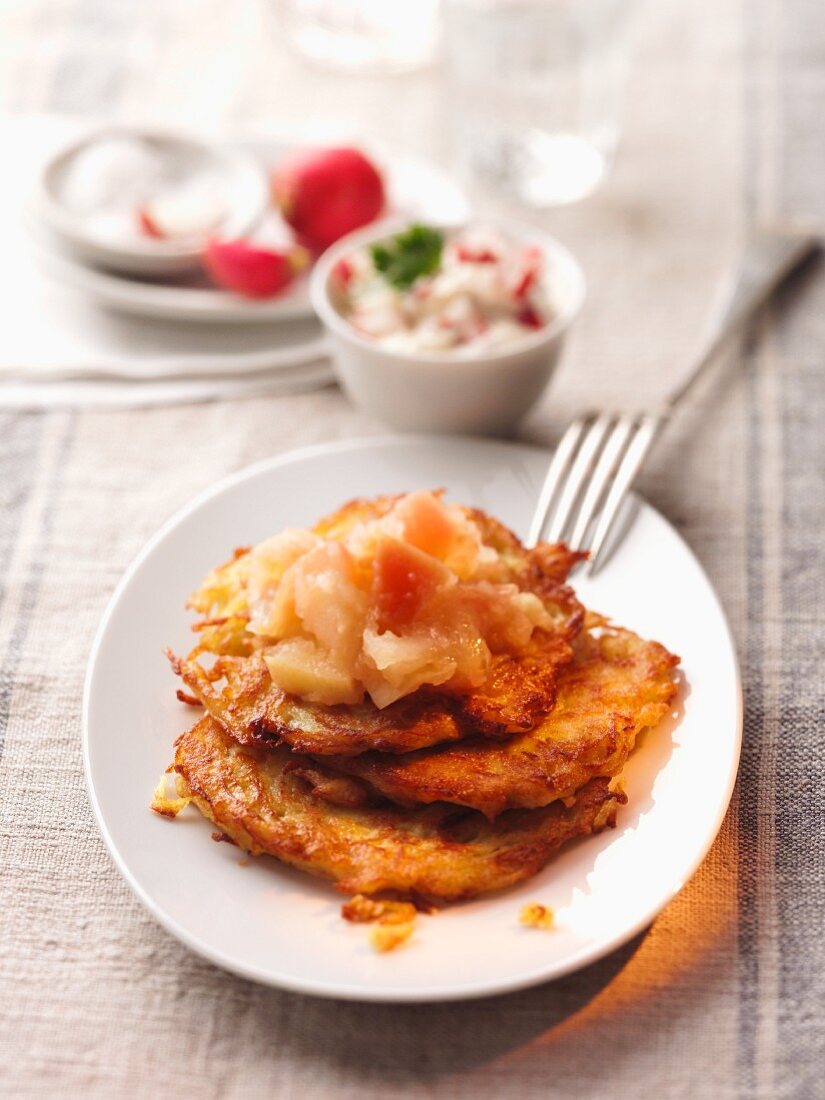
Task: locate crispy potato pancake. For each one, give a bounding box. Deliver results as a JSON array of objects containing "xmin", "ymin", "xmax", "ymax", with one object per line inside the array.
[
  {"xmin": 173, "ymin": 496, "xmax": 586, "ymax": 755},
  {"xmin": 169, "ymin": 633, "xmax": 577, "ymax": 756},
  {"xmin": 172, "ymin": 716, "xmax": 625, "ymax": 901},
  {"xmin": 169, "ymin": 649, "xmax": 475, "ymax": 756},
  {"xmin": 321, "ymin": 624, "xmax": 679, "ymax": 818}
]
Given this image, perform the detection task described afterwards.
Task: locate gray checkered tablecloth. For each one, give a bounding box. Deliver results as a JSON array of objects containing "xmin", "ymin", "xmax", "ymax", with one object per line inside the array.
[{"xmin": 1, "ymin": 1, "xmax": 823, "ymax": 1096}]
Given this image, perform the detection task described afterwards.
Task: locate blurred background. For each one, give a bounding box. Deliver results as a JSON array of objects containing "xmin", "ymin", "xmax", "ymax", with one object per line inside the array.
[{"xmin": 0, "ymin": 0, "xmax": 762, "ymax": 408}]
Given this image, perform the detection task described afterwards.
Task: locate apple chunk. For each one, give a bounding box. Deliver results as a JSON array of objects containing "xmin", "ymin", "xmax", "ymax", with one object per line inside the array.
[
  {"xmin": 371, "ymin": 536, "xmax": 451, "ymax": 631},
  {"xmin": 264, "ymin": 638, "xmax": 362, "ymax": 706},
  {"xmin": 395, "ymin": 490, "xmax": 457, "ymax": 561},
  {"xmin": 292, "ymin": 542, "xmax": 369, "ymax": 666}
]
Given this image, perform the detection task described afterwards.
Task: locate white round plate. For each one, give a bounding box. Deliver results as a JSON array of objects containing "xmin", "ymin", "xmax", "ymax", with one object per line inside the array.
[
  {"xmin": 35, "ymin": 145, "xmax": 470, "ymax": 324},
  {"xmin": 84, "ymin": 437, "xmax": 742, "ymax": 1002}
]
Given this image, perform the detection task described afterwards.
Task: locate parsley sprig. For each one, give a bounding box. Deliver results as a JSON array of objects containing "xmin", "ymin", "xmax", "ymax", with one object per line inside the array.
[{"xmin": 370, "ymin": 224, "xmax": 444, "ymax": 290}]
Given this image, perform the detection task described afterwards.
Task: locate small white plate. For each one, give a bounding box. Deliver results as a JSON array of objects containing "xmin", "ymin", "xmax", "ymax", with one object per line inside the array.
[
  {"xmin": 33, "ymin": 128, "xmax": 269, "ymax": 277},
  {"xmin": 84, "ymin": 437, "xmax": 742, "ymax": 1002},
  {"xmin": 33, "ymin": 144, "xmax": 470, "ymax": 324}
]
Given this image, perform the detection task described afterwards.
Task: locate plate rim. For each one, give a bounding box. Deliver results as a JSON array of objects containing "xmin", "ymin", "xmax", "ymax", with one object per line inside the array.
[
  {"xmin": 32, "ymin": 236, "xmax": 316, "ymax": 323},
  {"xmin": 83, "ymin": 434, "xmax": 743, "ymax": 1003}
]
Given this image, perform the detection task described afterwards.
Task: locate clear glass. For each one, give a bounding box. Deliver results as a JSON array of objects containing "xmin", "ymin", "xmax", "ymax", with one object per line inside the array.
[
  {"xmin": 283, "ymin": 0, "xmax": 441, "ymax": 74},
  {"xmin": 444, "ymin": 0, "xmax": 634, "ymax": 206}
]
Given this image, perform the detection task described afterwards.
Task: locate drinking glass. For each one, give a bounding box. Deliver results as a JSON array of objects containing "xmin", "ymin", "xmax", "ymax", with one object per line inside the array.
[
  {"xmin": 443, "ymin": 0, "xmax": 635, "ymax": 206},
  {"xmin": 283, "ymin": 0, "xmax": 441, "ymax": 73}
]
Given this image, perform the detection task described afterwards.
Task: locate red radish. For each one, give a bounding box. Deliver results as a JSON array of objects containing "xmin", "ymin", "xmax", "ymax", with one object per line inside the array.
[
  {"xmin": 272, "ymin": 147, "xmax": 385, "ymax": 251},
  {"xmin": 330, "ymin": 257, "xmax": 355, "ymax": 291},
  {"xmin": 511, "ymin": 246, "xmax": 543, "ymax": 299},
  {"xmin": 202, "ymin": 239, "xmax": 308, "ymax": 299},
  {"xmin": 517, "ymin": 305, "xmax": 545, "ymax": 329},
  {"xmin": 136, "ymin": 186, "xmax": 225, "ymax": 241},
  {"xmin": 137, "ymin": 205, "xmax": 164, "ymax": 239},
  {"xmin": 455, "ymin": 244, "xmax": 498, "ymax": 263}
]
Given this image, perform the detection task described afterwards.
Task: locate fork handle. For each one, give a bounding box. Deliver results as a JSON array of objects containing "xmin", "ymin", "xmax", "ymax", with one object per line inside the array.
[{"xmin": 662, "ymin": 227, "xmax": 819, "ymax": 414}]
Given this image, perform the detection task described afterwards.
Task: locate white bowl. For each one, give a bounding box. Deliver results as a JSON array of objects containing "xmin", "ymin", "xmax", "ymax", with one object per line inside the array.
[
  {"xmin": 31, "ymin": 127, "xmax": 269, "ymax": 278},
  {"xmin": 310, "ymin": 220, "xmax": 586, "ymax": 434}
]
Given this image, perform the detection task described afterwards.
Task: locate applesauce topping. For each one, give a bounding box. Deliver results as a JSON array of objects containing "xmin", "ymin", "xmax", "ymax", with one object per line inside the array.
[{"xmin": 240, "ymin": 491, "xmax": 553, "ymax": 708}]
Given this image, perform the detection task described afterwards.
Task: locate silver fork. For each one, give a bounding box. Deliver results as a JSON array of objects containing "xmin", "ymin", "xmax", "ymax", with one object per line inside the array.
[{"xmin": 528, "ymin": 226, "xmax": 819, "ymax": 573}]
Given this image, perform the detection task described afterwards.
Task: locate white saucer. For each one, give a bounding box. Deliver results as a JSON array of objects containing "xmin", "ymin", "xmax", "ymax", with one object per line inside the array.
[{"xmin": 84, "ymin": 436, "xmax": 742, "ymax": 1002}]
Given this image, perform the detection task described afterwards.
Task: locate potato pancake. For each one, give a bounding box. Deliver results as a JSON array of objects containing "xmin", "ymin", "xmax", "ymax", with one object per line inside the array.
[
  {"xmin": 320, "ymin": 623, "xmax": 679, "ymax": 818},
  {"xmin": 169, "ymin": 649, "xmax": 484, "ymax": 756},
  {"xmin": 171, "ymin": 716, "xmax": 625, "ymax": 901}
]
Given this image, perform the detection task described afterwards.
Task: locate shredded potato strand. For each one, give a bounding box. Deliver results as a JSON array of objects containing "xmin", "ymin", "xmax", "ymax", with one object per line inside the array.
[{"xmin": 150, "ymin": 769, "xmax": 192, "ymax": 818}]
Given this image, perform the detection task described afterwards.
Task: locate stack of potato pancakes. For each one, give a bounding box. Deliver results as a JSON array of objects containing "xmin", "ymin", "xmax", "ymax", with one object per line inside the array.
[{"xmin": 159, "ymin": 493, "xmax": 679, "ymax": 904}]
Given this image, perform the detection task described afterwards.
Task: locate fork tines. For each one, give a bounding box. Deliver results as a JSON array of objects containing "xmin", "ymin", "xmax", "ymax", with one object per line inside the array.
[{"xmin": 528, "ymin": 411, "xmax": 663, "ymax": 574}]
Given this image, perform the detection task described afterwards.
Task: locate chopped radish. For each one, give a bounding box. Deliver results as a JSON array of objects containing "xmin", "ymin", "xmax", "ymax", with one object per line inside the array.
[
  {"xmin": 517, "ymin": 305, "xmax": 545, "ymax": 329},
  {"xmin": 137, "ymin": 206, "xmax": 164, "ymax": 239},
  {"xmin": 455, "ymin": 244, "xmax": 498, "ymax": 263},
  {"xmin": 136, "ymin": 183, "xmax": 225, "ymax": 241},
  {"xmin": 202, "ymin": 239, "xmax": 308, "ymax": 299},
  {"xmin": 330, "ymin": 257, "xmax": 355, "ymax": 291},
  {"xmin": 511, "ymin": 246, "xmax": 543, "ymax": 299}
]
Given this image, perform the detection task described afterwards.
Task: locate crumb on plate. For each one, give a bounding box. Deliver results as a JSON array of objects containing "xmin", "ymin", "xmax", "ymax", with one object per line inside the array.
[
  {"xmin": 520, "ymin": 902, "xmax": 554, "ymax": 930},
  {"xmin": 342, "ymin": 894, "xmax": 419, "ymax": 952},
  {"xmin": 369, "ymin": 921, "xmax": 415, "ymax": 953}
]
